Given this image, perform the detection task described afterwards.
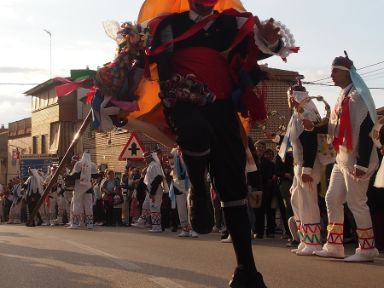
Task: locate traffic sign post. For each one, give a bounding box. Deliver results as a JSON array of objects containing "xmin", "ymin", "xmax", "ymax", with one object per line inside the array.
[{"xmin": 119, "ymin": 132, "xmax": 145, "ymax": 161}]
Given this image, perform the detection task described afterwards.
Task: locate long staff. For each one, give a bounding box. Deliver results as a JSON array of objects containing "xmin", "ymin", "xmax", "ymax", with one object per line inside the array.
[{"xmin": 26, "ymin": 111, "xmax": 92, "ymax": 226}]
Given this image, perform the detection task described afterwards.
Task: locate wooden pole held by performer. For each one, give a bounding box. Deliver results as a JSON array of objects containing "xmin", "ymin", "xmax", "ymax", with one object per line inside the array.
[{"xmin": 26, "ymin": 110, "xmax": 92, "ymax": 226}]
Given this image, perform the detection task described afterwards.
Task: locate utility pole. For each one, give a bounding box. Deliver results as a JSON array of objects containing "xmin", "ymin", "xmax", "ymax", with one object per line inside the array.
[{"xmin": 43, "ymin": 29, "xmax": 52, "ymax": 78}]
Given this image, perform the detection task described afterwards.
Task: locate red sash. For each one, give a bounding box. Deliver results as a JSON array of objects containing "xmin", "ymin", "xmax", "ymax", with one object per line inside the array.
[
  {"xmin": 148, "ymin": 9, "xmax": 255, "ymax": 57},
  {"xmin": 333, "ymin": 96, "xmax": 353, "ymax": 151},
  {"xmin": 170, "ymin": 47, "xmax": 233, "ymax": 99}
]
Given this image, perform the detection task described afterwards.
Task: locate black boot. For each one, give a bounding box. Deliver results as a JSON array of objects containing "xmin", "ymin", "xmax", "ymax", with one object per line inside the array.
[
  {"xmin": 229, "ymin": 266, "xmax": 267, "ymax": 288},
  {"xmin": 224, "ymin": 206, "xmax": 267, "ymax": 288},
  {"xmin": 182, "ymin": 153, "xmax": 214, "ymax": 234}
]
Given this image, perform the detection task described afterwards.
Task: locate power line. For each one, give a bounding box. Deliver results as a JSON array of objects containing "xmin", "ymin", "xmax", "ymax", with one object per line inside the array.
[
  {"xmin": 359, "ymin": 67, "xmax": 384, "ymax": 76},
  {"xmin": 303, "ymin": 81, "xmax": 384, "ymax": 90},
  {"xmin": 358, "ymin": 60, "xmax": 384, "ymax": 70},
  {"xmin": 303, "ymin": 81, "xmax": 335, "ymax": 87},
  {"xmin": 310, "ymin": 60, "xmax": 384, "ymax": 83}
]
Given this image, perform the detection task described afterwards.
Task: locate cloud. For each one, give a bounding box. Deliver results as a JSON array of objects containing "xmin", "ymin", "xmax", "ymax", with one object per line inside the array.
[
  {"xmin": 0, "ymin": 66, "xmax": 46, "ymax": 74},
  {"xmin": 0, "ymin": 99, "xmax": 31, "ymax": 126}
]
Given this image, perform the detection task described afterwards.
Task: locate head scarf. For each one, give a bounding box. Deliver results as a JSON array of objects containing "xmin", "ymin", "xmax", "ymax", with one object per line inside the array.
[
  {"xmin": 26, "ymin": 169, "xmax": 44, "ymax": 195},
  {"xmin": 72, "ymin": 152, "xmax": 96, "ymax": 192},
  {"xmin": 289, "ymin": 90, "xmax": 320, "ymax": 122},
  {"xmin": 332, "ymin": 52, "xmax": 377, "ymax": 122}
]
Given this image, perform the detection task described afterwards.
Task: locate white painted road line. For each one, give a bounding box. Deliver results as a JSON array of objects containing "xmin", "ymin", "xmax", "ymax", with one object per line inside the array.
[
  {"xmin": 66, "ymin": 240, "xmax": 186, "ymax": 287},
  {"xmin": 149, "ymin": 277, "xmax": 185, "ymax": 288},
  {"xmin": 64, "ymin": 239, "xmax": 141, "ymax": 271}
]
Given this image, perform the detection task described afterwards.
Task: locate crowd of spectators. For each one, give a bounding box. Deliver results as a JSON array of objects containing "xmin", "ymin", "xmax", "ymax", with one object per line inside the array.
[{"xmin": 1, "ymin": 140, "xmax": 383, "ymax": 253}]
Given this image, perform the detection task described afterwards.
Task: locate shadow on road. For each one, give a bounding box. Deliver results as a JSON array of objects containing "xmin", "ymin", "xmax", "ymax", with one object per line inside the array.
[{"xmin": 0, "ymin": 241, "xmax": 228, "ymax": 287}]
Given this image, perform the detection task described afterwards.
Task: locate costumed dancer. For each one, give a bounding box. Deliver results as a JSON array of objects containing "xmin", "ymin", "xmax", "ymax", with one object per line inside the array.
[
  {"xmin": 7, "ymin": 177, "xmax": 23, "ymax": 224},
  {"xmin": 144, "ymin": 150, "xmax": 165, "ymax": 232},
  {"xmin": 147, "ymin": 0, "xmax": 297, "ymax": 286},
  {"xmin": 311, "ymin": 53, "xmax": 380, "ymax": 261},
  {"xmin": 373, "ymin": 119, "xmax": 384, "ymax": 188},
  {"xmin": 66, "ymin": 152, "xmax": 98, "ymax": 229},
  {"xmin": 132, "ymin": 168, "xmax": 151, "ymax": 229},
  {"xmin": 169, "ymin": 146, "xmax": 198, "ymax": 238},
  {"xmin": 24, "ymin": 168, "xmax": 44, "ymax": 226},
  {"xmin": 62, "ymin": 155, "xmax": 79, "ymax": 226},
  {"xmin": 44, "ymin": 165, "xmax": 65, "ymax": 226},
  {"xmin": 278, "ymin": 81, "xmax": 330, "ymax": 255}
]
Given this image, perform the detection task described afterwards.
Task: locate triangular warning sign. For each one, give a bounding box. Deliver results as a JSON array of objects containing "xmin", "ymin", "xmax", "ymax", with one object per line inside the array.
[{"xmin": 119, "ymin": 132, "xmax": 145, "ymax": 161}]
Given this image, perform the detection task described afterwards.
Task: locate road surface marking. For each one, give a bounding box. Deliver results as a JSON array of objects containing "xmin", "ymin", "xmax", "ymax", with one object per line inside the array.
[
  {"xmin": 64, "ymin": 239, "xmax": 141, "ymax": 271},
  {"xmin": 149, "ymin": 277, "xmax": 185, "ymax": 288}
]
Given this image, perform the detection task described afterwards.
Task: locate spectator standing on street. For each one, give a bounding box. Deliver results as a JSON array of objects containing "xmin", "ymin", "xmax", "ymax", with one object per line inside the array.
[
  {"xmin": 93, "ymin": 172, "xmax": 105, "ymax": 226},
  {"xmin": 101, "ymin": 170, "xmax": 121, "ymax": 226},
  {"xmin": 121, "ymin": 166, "xmax": 132, "ymax": 226}
]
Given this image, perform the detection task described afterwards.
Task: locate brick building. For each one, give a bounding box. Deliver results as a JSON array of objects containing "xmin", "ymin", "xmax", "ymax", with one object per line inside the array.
[
  {"xmin": 7, "ymin": 118, "xmax": 32, "ymax": 182},
  {"xmin": 249, "ymin": 66, "xmax": 301, "ymax": 145},
  {"xmin": 24, "ymin": 70, "xmax": 96, "ymax": 163},
  {"xmin": 87, "ymin": 128, "xmax": 165, "ymax": 178}
]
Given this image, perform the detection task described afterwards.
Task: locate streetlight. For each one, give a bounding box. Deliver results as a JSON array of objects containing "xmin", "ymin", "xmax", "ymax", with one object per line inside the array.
[{"xmin": 43, "ymin": 29, "xmax": 52, "ymax": 78}]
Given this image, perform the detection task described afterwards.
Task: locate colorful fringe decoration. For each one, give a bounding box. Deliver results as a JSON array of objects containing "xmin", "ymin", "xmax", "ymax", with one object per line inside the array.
[
  {"xmin": 302, "ymin": 223, "xmax": 321, "ymax": 245},
  {"xmin": 356, "ymin": 227, "xmax": 375, "ymax": 250},
  {"xmin": 326, "ymin": 223, "xmax": 344, "ymax": 245}
]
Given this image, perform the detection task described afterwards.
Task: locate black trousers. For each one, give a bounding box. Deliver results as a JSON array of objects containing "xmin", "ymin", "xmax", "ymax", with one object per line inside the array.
[
  {"xmin": 165, "ymin": 100, "xmax": 247, "ymax": 203},
  {"xmin": 27, "ymin": 194, "xmax": 42, "ymax": 223}
]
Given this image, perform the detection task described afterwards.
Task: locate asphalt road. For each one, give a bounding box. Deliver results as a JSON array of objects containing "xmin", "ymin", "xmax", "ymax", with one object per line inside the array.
[{"xmin": 0, "ymin": 224, "xmax": 383, "ymax": 288}]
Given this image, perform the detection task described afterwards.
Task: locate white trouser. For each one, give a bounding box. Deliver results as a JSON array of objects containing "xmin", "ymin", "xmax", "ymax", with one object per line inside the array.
[
  {"xmin": 290, "ymin": 159, "xmax": 321, "ymax": 225},
  {"xmin": 122, "ymin": 194, "xmax": 130, "ymax": 224},
  {"xmin": 326, "ymin": 163, "xmax": 372, "ymax": 229},
  {"xmin": 149, "ymin": 191, "xmax": 163, "ymax": 210},
  {"xmin": 48, "ymin": 192, "xmax": 58, "ymax": 223},
  {"xmin": 176, "ymin": 192, "xmax": 189, "ymax": 229},
  {"xmin": 63, "ymin": 190, "xmax": 73, "ymax": 223},
  {"xmin": 56, "ymin": 195, "xmax": 66, "ymax": 224},
  {"xmin": 8, "ymin": 202, "xmax": 22, "ymax": 223},
  {"xmin": 290, "ymin": 159, "xmax": 322, "ymax": 246},
  {"xmin": 72, "ymin": 192, "xmax": 93, "ymax": 225},
  {"xmin": 149, "ymin": 188, "xmax": 163, "ymax": 229},
  {"xmin": 39, "ymin": 198, "xmax": 48, "ymax": 224}
]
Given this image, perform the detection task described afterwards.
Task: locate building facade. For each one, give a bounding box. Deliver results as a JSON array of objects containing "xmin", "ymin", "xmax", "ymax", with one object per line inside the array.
[
  {"xmin": 249, "ymin": 66, "xmax": 301, "ymax": 144},
  {"xmin": 7, "ymin": 118, "xmax": 32, "ymax": 182},
  {"xmin": 0, "ymin": 125, "xmax": 9, "ymax": 185}
]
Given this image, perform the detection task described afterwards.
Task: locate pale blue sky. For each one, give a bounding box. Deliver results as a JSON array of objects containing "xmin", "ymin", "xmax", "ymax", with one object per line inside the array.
[{"xmin": 1, "ymin": 0, "xmax": 383, "ymax": 126}]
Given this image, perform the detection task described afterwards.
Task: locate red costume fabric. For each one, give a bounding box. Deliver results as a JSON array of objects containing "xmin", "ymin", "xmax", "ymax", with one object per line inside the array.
[
  {"xmin": 333, "ymin": 96, "xmax": 353, "ymax": 151},
  {"xmin": 170, "ymin": 47, "xmax": 233, "ymax": 100}
]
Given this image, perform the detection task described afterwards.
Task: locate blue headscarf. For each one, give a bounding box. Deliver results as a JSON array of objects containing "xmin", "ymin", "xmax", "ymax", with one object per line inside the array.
[
  {"xmin": 349, "ymin": 65, "xmax": 377, "ymax": 123},
  {"xmin": 332, "ymin": 52, "xmax": 377, "ymax": 122}
]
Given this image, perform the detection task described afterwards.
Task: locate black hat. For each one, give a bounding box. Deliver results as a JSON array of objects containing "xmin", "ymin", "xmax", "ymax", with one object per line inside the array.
[{"xmin": 332, "ymin": 51, "xmax": 353, "ymax": 71}]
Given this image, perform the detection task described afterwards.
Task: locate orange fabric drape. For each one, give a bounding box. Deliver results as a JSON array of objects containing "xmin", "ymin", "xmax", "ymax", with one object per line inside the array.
[{"xmin": 137, "ymin": 0, "xmax": 246, "ymax": 24}]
